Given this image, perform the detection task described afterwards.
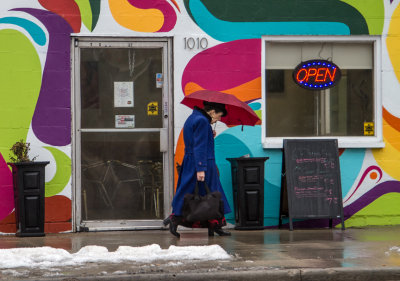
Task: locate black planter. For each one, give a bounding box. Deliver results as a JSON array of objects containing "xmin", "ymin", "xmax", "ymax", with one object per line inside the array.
[
  {"xmin": 227, "ymin": 157, "xmax": 269, "ymax": 230},
  {"xmin": 7, "ymin": 161, "xmax": 49, "ymax": 237}
]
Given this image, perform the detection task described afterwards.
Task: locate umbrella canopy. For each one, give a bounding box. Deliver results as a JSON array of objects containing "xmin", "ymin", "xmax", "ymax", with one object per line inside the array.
[{"xmin": 181, "ymin": 90, "xmax": 260, "ymax": 126}]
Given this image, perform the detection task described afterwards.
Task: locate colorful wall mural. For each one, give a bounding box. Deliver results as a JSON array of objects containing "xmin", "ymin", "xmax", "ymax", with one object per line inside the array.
[{"xmin": 0, "ymin": 0, "xmax": 399, "ymax": 233}]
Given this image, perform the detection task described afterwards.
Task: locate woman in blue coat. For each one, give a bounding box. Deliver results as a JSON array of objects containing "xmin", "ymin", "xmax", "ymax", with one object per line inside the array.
[{"xmin": 163, "ymin": 101, "xmax": 232, "ymax": 237}]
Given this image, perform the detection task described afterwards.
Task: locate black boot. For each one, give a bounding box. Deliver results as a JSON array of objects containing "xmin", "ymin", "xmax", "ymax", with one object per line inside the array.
[
  {"xmin": 214, "ymin": 228, "xmax": 231, "ymax": 236},
  {"xmin": 208, "ymin": 227, "xmax": 231, "ymax": 236},
  {"xmin": 163, "ymin": 216, "xmax": 180, "ymax": 238}
]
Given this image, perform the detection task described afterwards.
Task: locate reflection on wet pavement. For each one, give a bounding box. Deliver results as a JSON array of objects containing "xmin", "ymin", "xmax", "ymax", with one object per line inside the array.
[{"xmin": 0, "ymin": 226, "xmax": 399, "ymax": 279}]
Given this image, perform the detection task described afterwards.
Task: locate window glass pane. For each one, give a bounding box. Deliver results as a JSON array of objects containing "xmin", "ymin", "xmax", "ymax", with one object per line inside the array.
[
  {"xmin": 80, "ymin": 48, "xmax": 163, "ymax": 129},
  {"xmin": 81, "ymin": 132, "xmax": 163, "ymax": 220},
  {"xmin": 265, "ymin": 42, "xmax": 374, "ymax": 137}
]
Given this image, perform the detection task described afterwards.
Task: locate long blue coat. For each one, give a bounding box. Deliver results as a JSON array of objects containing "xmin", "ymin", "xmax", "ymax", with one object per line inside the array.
[{"xmin": 172, "ymin": 108, "xmax": 232, "ymax": 216}]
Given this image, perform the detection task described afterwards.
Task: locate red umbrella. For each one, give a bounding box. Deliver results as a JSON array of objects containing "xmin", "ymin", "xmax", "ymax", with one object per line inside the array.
[{"xmin": 181, "ymin": 90, "xmax": 260, "ymax": 126}]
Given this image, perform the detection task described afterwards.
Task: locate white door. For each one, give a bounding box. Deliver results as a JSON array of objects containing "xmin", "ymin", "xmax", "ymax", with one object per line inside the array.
[{"xmin": 72, "ymin": 38, "xmax": 173, "ymax": 231}]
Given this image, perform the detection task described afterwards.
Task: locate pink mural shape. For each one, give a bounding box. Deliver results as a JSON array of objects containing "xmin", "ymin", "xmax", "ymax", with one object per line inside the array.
[
  {"xmin": 0, "ymin": 154, "xmax": 15, "ymax": 221},
  {"xmin": 128, "ymin": 0, "xmax": 178, "ymax": 32},
  {"xmin": 344, "ymin": 165, "xmax": 383, "ymax": 203},
  {"xmin": 181, "ymin": 39, "xmax": 261, "ymax": 93}
]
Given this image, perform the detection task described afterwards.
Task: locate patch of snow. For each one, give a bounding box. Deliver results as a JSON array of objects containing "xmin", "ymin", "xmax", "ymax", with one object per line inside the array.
[
  {"xmin": 0, "ymin": 244, "xmax": 231, "ymax": 269},
  {"xmin": 42, "ymin": 272, "xmax": 63, "ymax": 277},
  {"xmin": 0, "ymin": 232, "xmax": 14, "ymax": 236},
  {"xmin": 386, "ymin": 246, "xmax": 400, "ymax": 256},
  {"xmin": 166, "ymin": 261, "xmax": 183, "ymax": 266},
  {"xmin": 112, "ymin": 270, "xmax": 127, "ymax": 274},
  {"xmin": 1, "ymin": 269, "xmax": 28, "ymax": 276}
]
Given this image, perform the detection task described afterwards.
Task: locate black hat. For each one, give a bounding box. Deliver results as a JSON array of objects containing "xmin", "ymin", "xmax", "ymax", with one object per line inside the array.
[{"xmin": 203, "ymin": 101, "xmax": 227, "ymax": 117}]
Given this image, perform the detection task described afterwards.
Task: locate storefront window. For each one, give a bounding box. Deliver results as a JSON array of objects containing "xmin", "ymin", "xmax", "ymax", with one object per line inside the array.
[{"xmin": 262, "ymin": 36, "xmax": 382, "ymax": 148}]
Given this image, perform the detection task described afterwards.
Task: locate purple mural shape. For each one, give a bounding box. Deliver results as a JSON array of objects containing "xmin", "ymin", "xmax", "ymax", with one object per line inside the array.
[
  {"xmin": 127, "ymin": 0, "xmax": 177, "ymax": 32},
  {"xmin": 13, "ymin": 8, "xmax": 73, "ymax": 146}
]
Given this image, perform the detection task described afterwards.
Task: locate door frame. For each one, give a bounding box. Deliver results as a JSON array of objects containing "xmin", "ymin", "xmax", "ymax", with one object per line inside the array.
[{"xmin": 71, "ymin": 36, "xmax": 174, "ymax": 231}]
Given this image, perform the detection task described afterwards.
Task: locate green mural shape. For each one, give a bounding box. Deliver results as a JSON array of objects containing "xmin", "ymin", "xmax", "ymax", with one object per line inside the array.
[
  {"xmin": 75, "ymin": 0, "xmax": 100, "ymax": 31},
  {"xmin": 184, "ymin": 0, "xmax": 369, "ymax": 34},
  {"xmin": 343, "ymin": 193, "xmax": 400, "ymax": 227},
  {"xmin": 0, "ymin": 29, "xmax": 41, "ymax": 162},
  {"xmin": 340, "ymin": 0, "xmax": 384, "ymax": 35},
  {"xmin": 89, "ymin": 0, "xmax": 101, "ymax": 31},
  {"xmin": 44, "ymin": 146, "xmax": 71, "ymax": 197},
  {"xmin": 75, "ymin": 0, "xmax": 93, "ymax": 31}
]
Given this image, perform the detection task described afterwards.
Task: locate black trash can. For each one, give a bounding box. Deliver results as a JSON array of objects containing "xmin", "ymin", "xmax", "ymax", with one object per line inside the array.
[
  {"xmin": 8, "ymin": 161, "xmax": 49, "ymax": 237},
  {"xmin": 227, "ymin": 157, "xmax": 269, "ymax": 230}
]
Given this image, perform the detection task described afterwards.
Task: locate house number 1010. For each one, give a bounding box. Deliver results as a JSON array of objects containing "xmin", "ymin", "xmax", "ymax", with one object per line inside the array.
[{"xmin": 184, "ymin": 37, "xmax": 208, "ymax": 50}]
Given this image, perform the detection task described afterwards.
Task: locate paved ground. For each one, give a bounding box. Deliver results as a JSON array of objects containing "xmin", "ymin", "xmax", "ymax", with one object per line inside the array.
[{"xmin": 0, "ymin": 226, "xmax": 400, "ymax": 280}]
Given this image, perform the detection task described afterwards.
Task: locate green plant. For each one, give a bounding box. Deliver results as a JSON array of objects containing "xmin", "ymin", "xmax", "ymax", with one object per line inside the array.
[{"xmin": 9, "ymin": 139, "xmax": 37, "ymax": 163}]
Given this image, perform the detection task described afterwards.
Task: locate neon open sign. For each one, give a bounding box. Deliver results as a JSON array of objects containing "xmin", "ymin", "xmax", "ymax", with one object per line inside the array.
[{"xmin": 293, "ymin": 60, "xmax": 341, "ymax": 90}]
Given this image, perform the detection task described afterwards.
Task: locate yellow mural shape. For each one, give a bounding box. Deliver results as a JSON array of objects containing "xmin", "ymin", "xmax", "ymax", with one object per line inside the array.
[
  {"xmin": 372, "ymin": 119, "xmax": 400, "ymax": 181},
  {"xmin": 387, "ymin": 3, "xmax": 400, "ymax": 84},
  {"xmin": 108, "ymin": 0, "xmax": 164, "ymax": 32}
]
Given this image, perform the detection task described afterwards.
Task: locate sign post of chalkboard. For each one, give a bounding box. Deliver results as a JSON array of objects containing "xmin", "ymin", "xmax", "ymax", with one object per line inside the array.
[{"xmin": 279, "ymin": 139, "xmax": 345, "ymax": 231}]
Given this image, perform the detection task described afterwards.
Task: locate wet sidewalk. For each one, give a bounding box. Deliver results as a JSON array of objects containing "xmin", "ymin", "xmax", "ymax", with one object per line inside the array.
[{"xmin": 1, "ymin": 226, "xmax": 400, "ymax": 280}]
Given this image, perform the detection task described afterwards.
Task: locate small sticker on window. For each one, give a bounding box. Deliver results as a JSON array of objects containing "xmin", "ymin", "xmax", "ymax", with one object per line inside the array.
[
  {"xmin": 156, "ymin": 73, "xmax": 163, "ymax": 88},
  {"xmin": 147, "ymin": 101, "xmax": 158, "ymax": 116},
  {"xmin": 364, "ymin": 122, "xmax": 374, "ymax": 136}
]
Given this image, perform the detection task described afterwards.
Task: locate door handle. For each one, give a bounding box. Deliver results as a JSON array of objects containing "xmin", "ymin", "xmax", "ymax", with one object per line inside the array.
[{"xmin": 160, "ymin": 128, "xmax": 168, "ymax": 152}]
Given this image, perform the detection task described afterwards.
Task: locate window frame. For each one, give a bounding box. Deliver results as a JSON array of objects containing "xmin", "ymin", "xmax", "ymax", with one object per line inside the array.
[{"xmin": 261, "ymin": 35, "xmax": 383, "ymax": 149}]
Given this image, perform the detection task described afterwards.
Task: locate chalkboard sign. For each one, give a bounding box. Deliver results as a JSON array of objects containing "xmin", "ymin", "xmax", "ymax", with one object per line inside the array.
[{"xmin": 279, "ymin": 139, "xmax": 345, "ymax": 231}]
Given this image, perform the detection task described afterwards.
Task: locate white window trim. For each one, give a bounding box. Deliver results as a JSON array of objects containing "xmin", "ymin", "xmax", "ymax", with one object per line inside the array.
[{"xmin": 261, "ymin": 35, "xmax": 384, "ymax": 149}]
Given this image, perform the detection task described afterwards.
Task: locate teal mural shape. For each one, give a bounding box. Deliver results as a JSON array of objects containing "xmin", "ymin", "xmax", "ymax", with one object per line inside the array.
[
  {"xmin": 0, "ymin": 17, "xmax": 46, "ymax": 46},
  {"xmin": 184, "ymin": 0, "xmax": 370, "ymax": 41},
  {"xmin": 215, "ymin": 125, "xmax": 282, "ymax": 226},
  {"xmin": 339, "ymin": 149, "xmax": 366, "ymax": 199}
]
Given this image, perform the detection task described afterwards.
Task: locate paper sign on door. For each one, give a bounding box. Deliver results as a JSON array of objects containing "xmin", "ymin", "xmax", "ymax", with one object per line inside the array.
[
  {"xmin": 114, "ymin": 82, "xmax": 134, "ymax": 107},
  {"xmin": 115, "ymin": 115, "xmax": 135, "ymax": 128}
]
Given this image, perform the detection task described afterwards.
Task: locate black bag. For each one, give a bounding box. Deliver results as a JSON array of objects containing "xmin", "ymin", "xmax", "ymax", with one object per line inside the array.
[{"xmin": 182, "ymin": 181, "xmax": 224, "ymax": 222}]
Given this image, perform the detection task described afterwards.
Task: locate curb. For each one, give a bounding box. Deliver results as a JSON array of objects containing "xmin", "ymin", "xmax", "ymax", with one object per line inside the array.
[{"xmin": 35, "ymin": 267, "xmax": 400, "ymax": 281}]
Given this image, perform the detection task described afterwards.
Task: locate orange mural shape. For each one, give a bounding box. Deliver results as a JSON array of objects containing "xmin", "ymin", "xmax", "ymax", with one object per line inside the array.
[
  {"xmin": 0, "ymin": 211, "xmax": 16, "ymax": 233},
  {"xmin": 184, "ymin": 77, "xmax": 261, "ymax": 103},
  {"xmin": 174, "ymin": 130, "xmax": 185, "ymax": 192},
  {"xmin": 0, "ymin": 195, "xmax": 72, "ymax": 234},
  {"xmin": 383, "ymin": 107, "xmax": 400, "ymax": 133},
  {"xmin": 108, "ymin": 0, "xmax": 164, "ymax": 32}
]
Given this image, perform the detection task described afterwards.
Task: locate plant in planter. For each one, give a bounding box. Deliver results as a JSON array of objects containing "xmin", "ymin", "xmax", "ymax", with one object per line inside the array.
[
  {"xmin": 8, "ymin": 139, "xmax": 49, "ymax": 237},
  {"xmin": 9, "ymin": 139, "xmax": 37, "ymax": 163}
]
